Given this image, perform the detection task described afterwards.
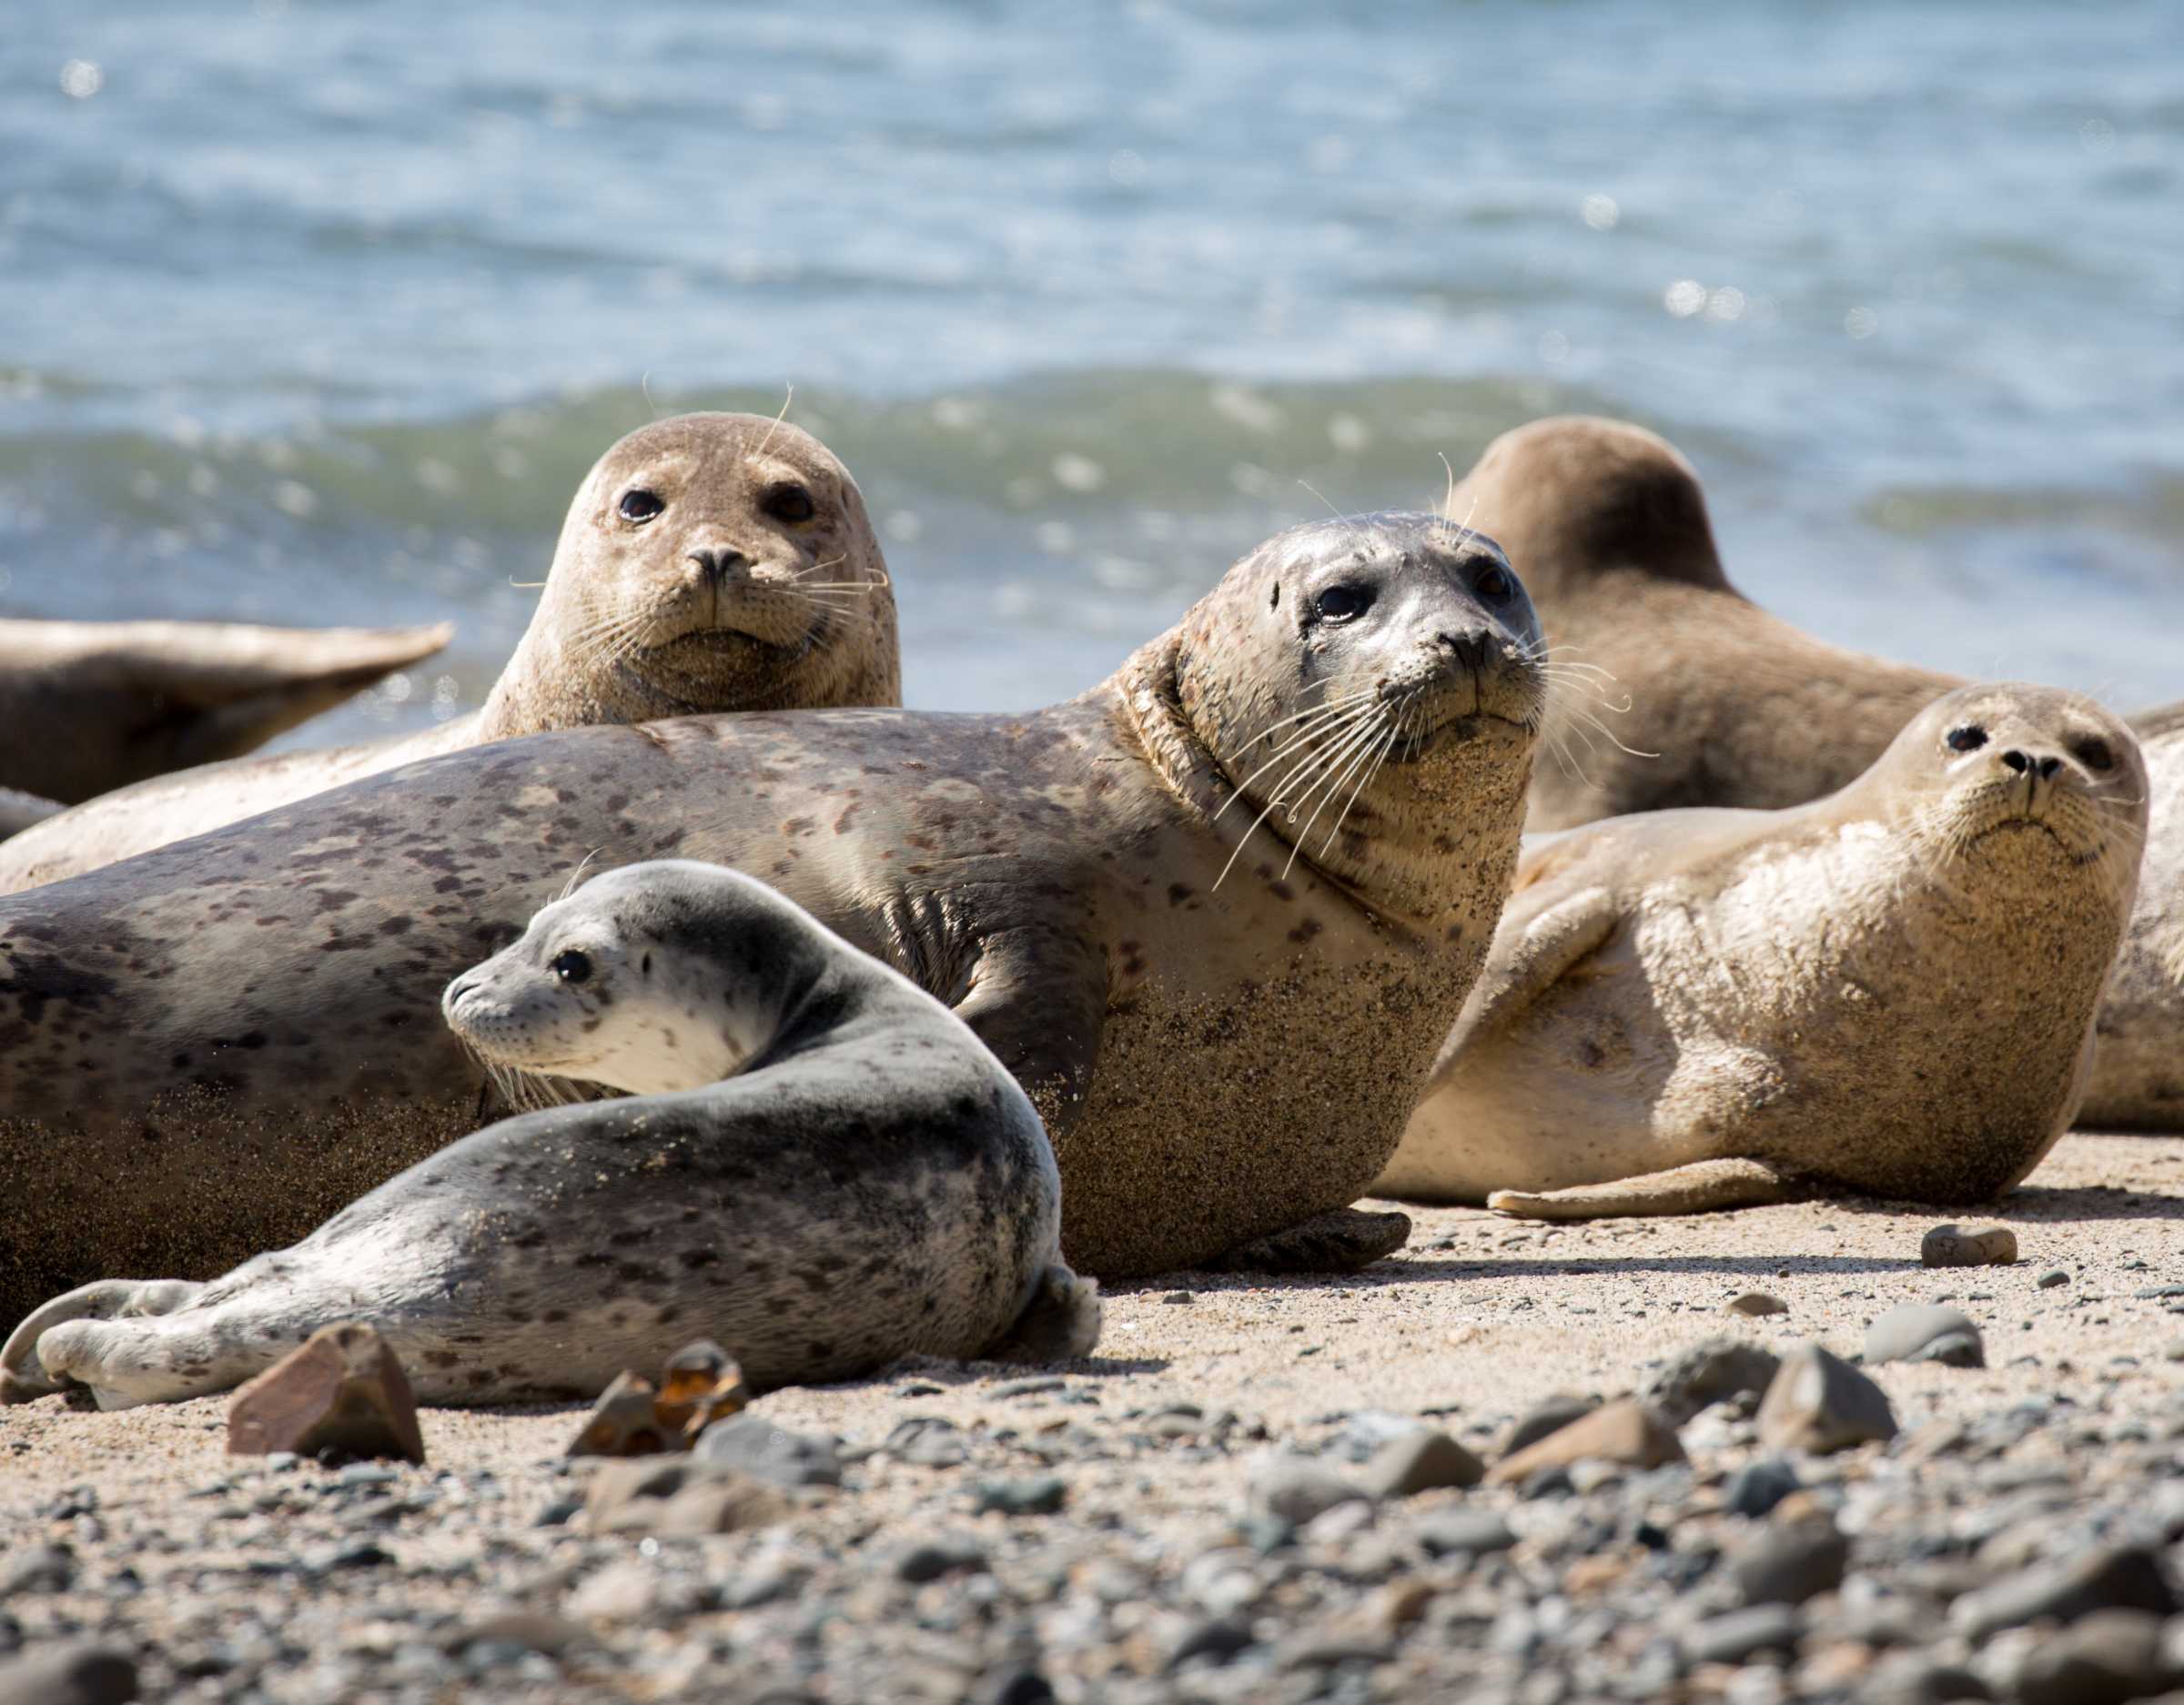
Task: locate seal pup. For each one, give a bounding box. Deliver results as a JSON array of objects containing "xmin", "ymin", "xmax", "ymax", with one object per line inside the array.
[
  {"xmin": 0, "ymin": 616, "xmax": 450, "ymax": 805},
  {"xmin": 1456, "ymin": 416, "xmax": 1956, "ymax": 831},
  {"xmin": 0, "ymin": 861, "xmax": 1098, "ymax": 1407},
  {"xmin": 2078, "ymin": 701, "xmax": 2184, "ymax": 1130},
  {"xmin": 0, "ymin": 513, "xmax": 1542, "ymax": 1308},
  {"xmin": 0, "ymin": 412, "xmax": 899, "ymax": 891},
  {"xmin": 1376, "ymin": 684, "xmax": 2148, "ymax": 1217}
]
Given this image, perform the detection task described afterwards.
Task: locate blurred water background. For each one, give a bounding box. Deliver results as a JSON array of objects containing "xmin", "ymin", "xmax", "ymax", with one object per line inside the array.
[{"xmin": 4, "ymin": 1, "xmax": 2179, "ymax": 744}]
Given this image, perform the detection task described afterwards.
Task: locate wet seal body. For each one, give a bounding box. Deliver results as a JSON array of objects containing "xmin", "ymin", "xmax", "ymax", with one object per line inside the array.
[
  {"xmin": 2, "ymin": 862, "xmax": 1097, "ymax": 1407},
  {"xmin": 0, "ymin": 617, "xmax": 451, "ymax": 806},
  {"xmin": 2079, "ymin": 701, "xmax": 2184, "ymax": 1130},
  {"xmin": 1379, "ymin": 684, "xmax": 2148, "ymax": 1218},
  {"xmin": 0, "ymin": 512, "xmax": 1542, "ymax": 1308},
  {"xmin": 0, "ymin": 413, "xmax": 899, "ymax": 892}
]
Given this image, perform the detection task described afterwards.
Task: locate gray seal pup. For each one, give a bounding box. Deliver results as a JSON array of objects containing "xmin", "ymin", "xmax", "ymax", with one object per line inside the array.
[
  {"xmin": 0, "ymin": 512, "xmax": 1542, "ymax": 1311},
  {"xmin": 1376, "ymin": 684, "xmax": 2148, "ymax": 1218},
  {"xmin": 0, "ymin": 412, "xmax": 899, "ymax": 892},
  {"xmin": 0, "ymin": 616, "xmax": 450, "ymax": 805},
  {"xmin": 2077, "ymin": 701, "xmax": 2184, "ymax": 1130},
  {"xmin": 0, "ymin": 861, "xmax": 1097, "ymax": 1407}
]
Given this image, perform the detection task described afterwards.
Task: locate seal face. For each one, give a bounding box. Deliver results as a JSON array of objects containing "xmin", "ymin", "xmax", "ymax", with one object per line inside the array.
[
  {"xmin": 0, "ymin": 513, "xmax": 1541, "ymax": 1311},
  {"xmin": 1379, "ymin": 683, "xmax": 2149, "ymax": 1217},
  {"xmin": 0, "ymin": 412, "xmax": 899, "ymax": 892},
  {"xmin": 1, "ymin": 862, "xmax": 1096, "ymax": 1407}
]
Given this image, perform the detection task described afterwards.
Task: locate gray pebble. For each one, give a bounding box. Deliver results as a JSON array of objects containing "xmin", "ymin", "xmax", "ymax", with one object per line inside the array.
[
  {"xmin": 1866, "ymin": 1304, "xmax": 1986, "ymax": 1368},
  {"xmin": 1724, "ymin": 1458, "xmax": 1801, "ymax": 1519},
  {"xmin": 1756, "ymin": 1345, "xmax": 1898, "ymax": 1453},
  {"xmin": 1357, "ymin": 1429, "xmax": 1484, "ymax": 1499},
  {"xmin": 990, "ymin": 1377, "xmax": 1067, "ymax": 1398},
  {"xmin": 1167, "ymin": 1617, "xmax": 1256, "ymax": 1670},
  {"xmin": 1247, "ymin": 1457, "xmax": 1366, "ymax": 1527},
  {"xmin": 895, "ymin": 1539, "xmax": 989, "ymax": 1584},
  {"xmin": 1684, "ymin": 1603, "xmax": 1803, "ymax": 1665},
  {"xmin": 885, "ymin": 1417, "xmax": 969, "ymax": 1468},
  {"xmin": 973, "ymin": 1477, "xmax": 1067, "ymax": 1517},
  {"xmin": 1414, "ymin": 1510, "xmax": 1518, "ymax": 1559},
  {"xmin": 1503, "ymin": 1395, "xmax": 1598, "ymax": 1455},
  {"xmin": 1642, "ymin": 1337, "xmax": 1782, "ymax": 1426},
  {"xmin": 1919, "ymin": 1224, "xmax": 2017, "ymax": 1268},
  {"xmin": 2037, "ymin": 1269, "xmax": 2070, "ymax": 1288},
  {"xmin": 1953, "ymin": 1544, "xmax": 2177, "ymax": 1639},
  {"xmin": 0, "ymin": 1643, "xmax": 137, "ymax": 1705},
  {"xmin": 2010, "ymin": 1608, "xmax": 2174, "ymax": 1705},
  {"xmin": 693, "ymin": 1415, "xmax": 844, "ymax": 1488},
  {"xmin": 1733, "ymin": 1514, "xmax": 1849, "ymax": 1606}
]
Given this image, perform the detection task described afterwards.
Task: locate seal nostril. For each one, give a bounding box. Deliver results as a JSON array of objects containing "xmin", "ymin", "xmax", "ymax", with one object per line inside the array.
[
  {"xmin": 2037, "ymin": 756, "xmax": 2060, "ymax": 780},
  {"xmin": 2000, "ymin": 750, "xmax": 2030, "ymax": 774}
]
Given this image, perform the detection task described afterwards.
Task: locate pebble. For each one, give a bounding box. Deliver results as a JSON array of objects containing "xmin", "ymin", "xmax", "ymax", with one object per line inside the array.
[
  {"xmin": 1684, "ymin": 1603, "xmax": 1804, "ymax": 1666},
  {"xmin": 990, "ymin": 1377, "xmax": 1066, "ymax": 1398},
  {"xmin": 1755, "ymin": 1345, "xmax": 1897, "ymax": 1454},
  {"xmin": 885, "ymin": 1417, "xmax": 970, "ymax": 1467},
  {"xmin": 226, "ymin": 1322, "xmax": 426, "ymax": 1466},
  {"xmin": 1641, "ymin": 1337, "xmax": 1782, "ymax": 1425},
  {"xmin": 1357, "ymin": 1429, "xmax": 1483, "ymax": 1498},
  {"xmin": 0, "ymin": 1643, "xmax": 137, "ymax": 1705},
  {"xmin": 1247, "ymin": 1456, "xmax": 1368, "ymax": 1527},
  {"xmin": 1724, "ymin": 1458, "xmax": 1801, "ymax": 1518},
  {"xmin": 1726, "ymin": 1292, "xmax": 1789, "ymax": 1317},
  {"xmin": 1865, "ymin": 1304, "xmax": 1986, "ymax": 1368},
  {"xmin": 1732, "ymin": 1498, "xmax": 1849, "ymax": 1606},
  {"xmin": 1953, "ymin": 1544, "xmax": 2177, "ymax": 1639},
  {"xmin": 895, "ymin": 1539, "xmax": 989, "ymax": 1584},
  {"xmin": 1919, "ymin": 1224, "xmax": 2018, "ymax": 1267},
  {"xmin": 1159, "ymin": 1291, "xmax": 1195, "ymax": 1305},
  {"xmin": 973, "ymin": 1477, "xmax": 1068, "ymax": 1517},
  {"xmin": 1502, "ymin": 1395, "xmax": 1598, "ymax": 1455},
  {"xmin": 2009, "ymin": 1609, "xmax": 2174, "ymax": 1705},
  {"xmin": 2037, "ymin": 1269, "xmax": 2070, "ymax": 1288},
  {"xmin": 1166, "ymin": 1616, "xmax": 1256, "ymax": 1670},
  {"xmin": 565, "ymin": 1372, "xmax": 670, "ymax": 1459},
  {"xmin": 1487, "ymin": 1398, "xmax": 1684, "ymax": 1483},
  {"xmin": 1, "ymin": 1545, "xmax": 75, "ymax": 1598},
  {"xmin": 581, "ymin": 1459, "xmax": 790, "ymax": 1538},
  {"xmin": 693, "ymin": 1415, "xmax": 844, "ymax": 1487},
  {"xmin": 1412, "ymin": 1510, "xmax": 1518, "ymax": 1559}
]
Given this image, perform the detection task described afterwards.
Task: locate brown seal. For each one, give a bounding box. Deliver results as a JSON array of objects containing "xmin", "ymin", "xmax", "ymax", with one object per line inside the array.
[
  {"xmin": 0, "ymin": 511, "xmax": 1541, "ymax": 1317},
  {"xmin": 1, "ymin": 861, "xmax": 1098, "ymax": 1407},
  {"xmin": 0, "ymin": 616, "xmax": 450, "ymax": 805},
  {"xmin": 1376, "ymin": 684, "xmax": 2148, "ymax": 1217},
  {"xmin": 0, "ymin": 412, "xmax": 898, "ymax": 891}
]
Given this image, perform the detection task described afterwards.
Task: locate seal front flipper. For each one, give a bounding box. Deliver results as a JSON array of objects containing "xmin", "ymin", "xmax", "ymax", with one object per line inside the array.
[
  {"xmin": 1488, "ymin": 1158, "xmax": 1793, "ymax": 1222},
  {"xmin": 949, "ymin": 926, "xmax": 1108, "ymax": 1136},
  {"xmin": 1435, "ymin": 883, "xmax": 1623, "ymax": 1076},
  {"xmin": 1200, "ymin": 1207, "xmax": 1413, "ymax": 1274}
]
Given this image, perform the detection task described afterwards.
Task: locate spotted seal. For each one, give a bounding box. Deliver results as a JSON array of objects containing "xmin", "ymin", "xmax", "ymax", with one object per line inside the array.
[
  {"xmin": 1, "ymin": 861, "xmax": 1097, "ymax": 1407},
  {"xmin": 0, "ymin": 412, "xmax": 898, "ymax": 892},
  {"xmin": 0, "ymin": 616, "xmax": 450, "ymax": 806},
  {"xmin": 0, "ymin": 512, "xmax": 1542, "ymax": 1311},
  {"xmin": 1376, "ymin": 684, "xmax": 2148, "ymax": 1217}
]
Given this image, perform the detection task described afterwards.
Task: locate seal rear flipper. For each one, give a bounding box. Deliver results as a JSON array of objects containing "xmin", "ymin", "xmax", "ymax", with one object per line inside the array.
[
  {"xmin": 1202, "ymin": 1206, "xmax": 1412, "ymax": 1274},
  {"xmin": 1, "ymin": 1277, "xmax": 206, "ymax": 1402},
  {"xmin": 1488, "ymin": 1157, "xmax": 1792, "ymax": 1222},
  {"xmin": 990, "ymin": 1264, "xmax": 1102, "ymax": 1362}
]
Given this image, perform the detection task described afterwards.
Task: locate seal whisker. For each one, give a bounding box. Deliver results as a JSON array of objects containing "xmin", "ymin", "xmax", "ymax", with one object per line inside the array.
[
  {"xmin": 1212, "ymin": 700, "xmax": 1386, "ymax": 819},
  {"xmin": 1566, "ymin": 705, "xmax": 1660, "ymax": 760},
  {"xmin": 1210, "ymin": 706, "xmax": 1390, "ymax": 891},
  {"xmin": 1321, "ymin": 698, "xmax": 1411, "ymax": 857},
  {"xmin": 1279, "ymin": 709, "xmax": 1397, "ymax": 874}
]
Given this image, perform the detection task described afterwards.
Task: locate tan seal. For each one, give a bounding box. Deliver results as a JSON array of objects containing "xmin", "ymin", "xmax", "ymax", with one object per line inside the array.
[
  {"xmin": 1376, "ymin": 683, "xmax": 2148, "ymax": 1217},
  {"xmin": 2078, "ymin": 701, "xmax": 2184, "ymax": 1130},
  {"xmin": 0, "ymin": 511, "xmax": 1542, "ymax": 1314},
  {"xmin": 0, "ymin": 616, "xmax": 450, "ymax": 804},
  {"xmin": 0, "ymin": 412, "xmax": 898, "ymax": 891},
  {"xmin": 1, "ymin": 861, "xmax": 1097, "ymax": 1407}
]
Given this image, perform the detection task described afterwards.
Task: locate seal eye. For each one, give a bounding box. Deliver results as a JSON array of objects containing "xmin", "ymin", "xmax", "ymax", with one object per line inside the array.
[
  {"xmin": 618, "ymin": 489, "xmax": 664, "ymax": 524},
  {"xmin": 1314, "ymin": 584, "xmax": 1374, "ymax": 623},
  {"xmin": 2073, "ymin": 735, "xmax": 2115, "ymax": 773},
  {"xmin": 761, "ymin": 483, "xmax": 816, "ymax": 524},
  {"xmin": 1946, "ymin": 725, "xmax": 1987, "ymax": 753},
  {"xmin": 551, "ymin": 950, "xmax": 592, "ymax": 985},
  {"xmin": 1476, "ymin": 565, "xmax": 1516, "ymax": 602}
]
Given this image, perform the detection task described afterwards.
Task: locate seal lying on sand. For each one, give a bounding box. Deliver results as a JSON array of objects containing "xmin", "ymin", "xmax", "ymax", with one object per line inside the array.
[
  {"xmin": 2078, "ymin": 701, "xmax": 2184, "ymax": 1131},
  {"xmin": 1376, "ymin": 684, "xmax": 2148, "ymax": 1218},
  {"xmin": 0, "ymin": 412, "xmax": 898, "ymax": 892},
  {"xmin": 1, "ymin": 862, "xmax": 1097, "ymax": 1407},
  {"xmin": 0, "ymin": 616, "xmax": 450, "ymax": 806},
  {"xmin": 0, "ymin": 513, "xmax": 1542, "ymax": 1310}
]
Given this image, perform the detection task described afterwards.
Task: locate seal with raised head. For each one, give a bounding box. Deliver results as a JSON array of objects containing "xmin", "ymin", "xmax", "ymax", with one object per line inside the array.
[
  {"xmin": 1376, "ymin": 683, "xmax": 2148, "ymax": 1217},
  {"xmin": 0, "ymin": 616, "xmax": 451, "ymax": 806},
  {"xmin": 0, "ymin": 512, "xmax": 1542, "ymax": 1312},
  {"xmin": 0, "ymin": 861, "xmax": 1098, "ymax": 1407},
  {"xmin": 2078, "ymin": 701, "xmax": 2184, "ymax": 1131},
  {"xmin": 0, "ymin": 412, "xmax": 898, "ymax": 892}
]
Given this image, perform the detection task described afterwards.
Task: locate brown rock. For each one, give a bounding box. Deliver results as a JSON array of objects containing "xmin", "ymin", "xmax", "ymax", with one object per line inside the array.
[
  {"xmin": 1919, "ymin": 1223, "xmax": 2017, "ymax": 1268},
  {"xmin": 1487, "ymin": 1397, "xmax": 1684, "ymax": 1484},
  {"xmin": 1756, "ymin": 1345, "xmax": 1897, "ymax": 1455},
  {"xmin": 225, "ymin": 1322, "xmax": 424, "ymax": 1465},
  {"xmin": 1727, "ymin": 1292, "xmax": 1790, "ymax": 1317},
  {"xmin": 567, "ymin": 1372, "xmax": 672, "ymax": 1458}
]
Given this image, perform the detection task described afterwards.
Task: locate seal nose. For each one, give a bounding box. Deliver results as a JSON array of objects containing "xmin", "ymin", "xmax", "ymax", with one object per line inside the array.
[
  {"xmin": 1999, "ymin": 750, "xmax": 2062, "ymax": 780},
  {"xmin": 688, "ymin": 547, "xmax": 749, "ymax": 582},
  {"xmin": 1437, "ymin": 629, "xmax": 1491, "ymax": 671}
]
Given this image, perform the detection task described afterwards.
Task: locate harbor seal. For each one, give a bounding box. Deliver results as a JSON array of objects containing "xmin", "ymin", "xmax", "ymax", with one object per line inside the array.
[
  {"xmin": 1453, "ymin": 416, "xmax": 1956, "ymax": 831},
  {"xmin": 2078, "ymin": 701, "xmax": 2184, "ymax": 1130},
  {"xmin": 0, "ymin": 616, "xmax": 450, "ymax": 804},
  {"xmin": 1375, "ymin": 683, "xmax": 2148, "ymax": 1217},
  {"xmin": 0, "ymin": 412, "xmax": 898, "ymax": 892},
  {"xmin": 0, "ymin": 861, "xmax": 1098, "ymax": 1407},
  {"xmin": 0, "ymin": 512, "xmax": 1542, "ymax": 1310}
]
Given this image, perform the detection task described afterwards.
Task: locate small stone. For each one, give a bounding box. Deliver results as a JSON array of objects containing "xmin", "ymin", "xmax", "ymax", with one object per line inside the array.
[
  {"xmin": 885, "ymin": 1417, "xmax": 969, "ymax": 1467},
  {"xmin": 1733, "ymin": 1500, "xmax": 1849, "ymax": 1606},
  {"xmin": 1866, "ymin": 1305, "xmax": 1986, "ymax": 1368},
  {"xmin": 991, "ymin": 1376, "xmax": 1066, "ymax": 1398},
  {"xmin": 565, "ymin": 1373, "xmax": 670, "ymax": 1458},
  {"xmin": 447, "ymin": 1613, "xmax": 592, "ymax": 1659},
  {"xmin": 567, "ymin": 1560, "xmax": 660, "ymax": 1623},
  {"xmin": 1859, "ymin": 1653, "xmax": 1994, "ymax": 1703},
  {"xmin": 1642, "ymin": 1337, "xmax": 1782, "ymax": 1426},
  {"xmin": 1357, "ymin": 1429, "xmax": 1484, "ymax": 1498},
  {"xmin": 226, "ymin": 1322, "xmax": 425, "ymax": 1465},
  {"xmin": 1, "ymin": 1546, "xmax": 74, "ymax": 1598},
  {"xmin": 1920, "ymin": 1224, "xmax": 2017, "ymax": 1268},
  {"xmin": 2010, "ymin": 1609, "xmax": 2173, "ymax": 1705},
  {"xmin": 1488, "ymin": 1398, "xmax": 1684, "ymax": 1483},
  {"xmin": 1684, "ymin": 1603, "xmax": 1804, "ymax": 1666},
  {"xmin": 895, "ymin": 1539, "xmax": 989, "ymax": 1584},
  {"xmin": 1248, "ymin": 1456, "xmax": 1368, "ymax": 1526},
  {"xmin": 974, "ymin": 1476, "xmax": 1067, "ymax": 1516},
  {"xmin": 1755, "ymin": 1345, "xmax": 1896, "ymax": 1454},
  {"xmin": 1160, "ymin": 1291, "xmax": 1196, "ymax": 1305},
  {"xmin": 1413, "ymin": 1510, "xmax": 1518, "ymax": 1559},
  {"xmin": 1502, "ymin": 1395, "xmax": 1598, "ymax": 1455},
  {"xmin": 693, "ymin": 1414, "xmax": 842, "ymax": 1488},
  {"xmin": 1727, "ymin": 1293, "xmax": 1789, "ymax": 1317},
  {"xmin": 972, "ymin": 1670, "xmax": 1055, "ymax": 1705},
  {"xmin": 581, "ymin": 1459, "xmax": 790, "ymax": 1538},
  {"xmin": 1953, "ymin": 1544, "xmax": 2177, "ymax": 1639},
  {"xmin": 1166, "ymin": 1616, "xmax": 1255, "ymax": 1670},
  {"xmin": 2037, "ymin": 1269, "xmax": 2070, "ymax": 1289},
  {"xmin": 0, "ymin": 1642, "xmax": 137, "ymax": 1705},
  {"xmin": 1724, "ymin": 1458, "xmax": 1801, "ymax": 1518}
]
